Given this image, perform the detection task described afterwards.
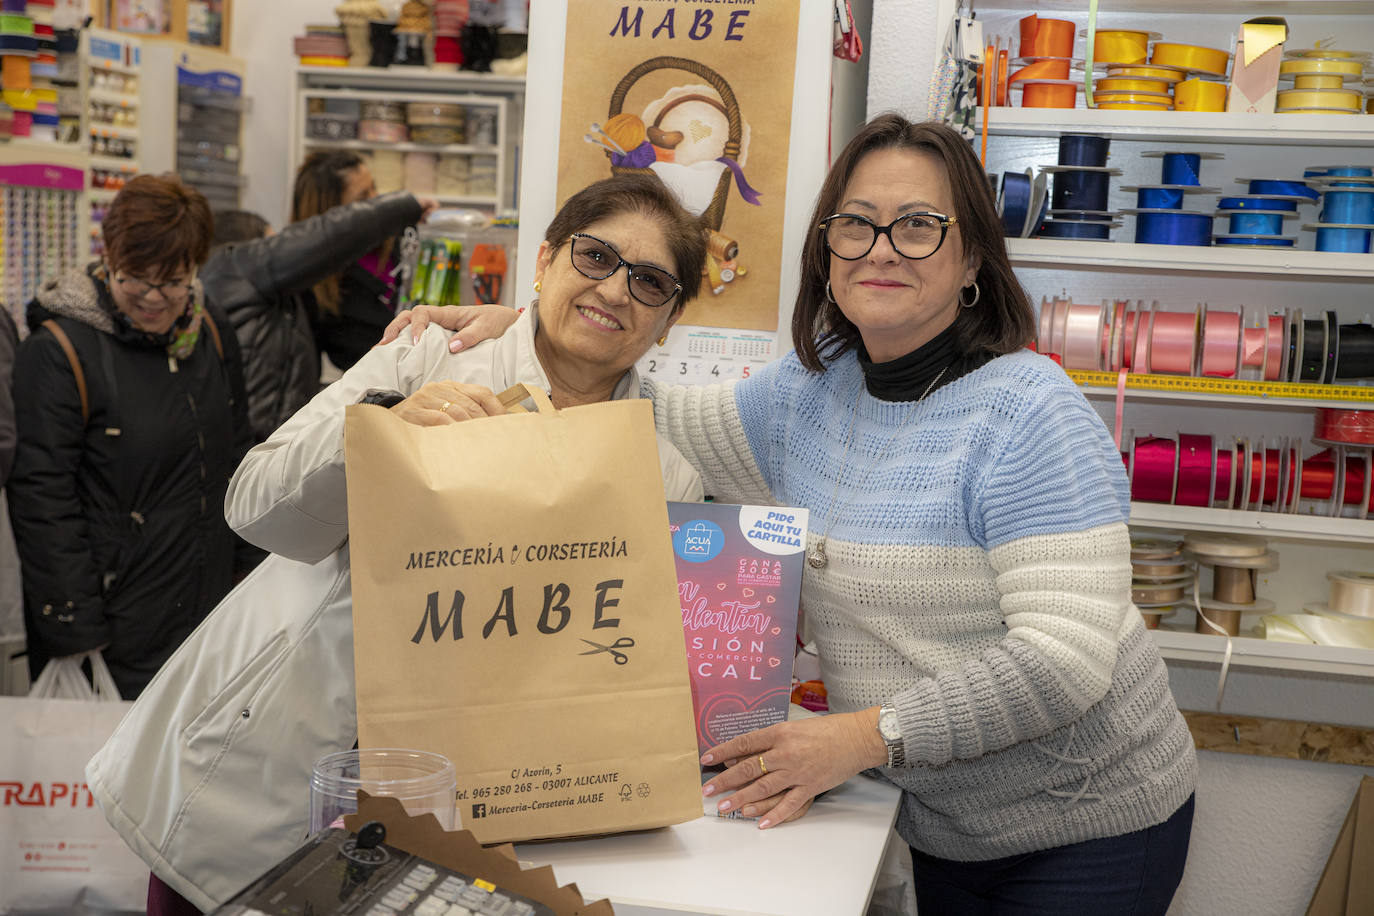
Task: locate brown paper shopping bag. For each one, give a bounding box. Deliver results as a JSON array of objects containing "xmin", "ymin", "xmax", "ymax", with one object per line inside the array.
[{"xmin": 345, "ymin": 386, "xmax": 702, "ymax": 844}]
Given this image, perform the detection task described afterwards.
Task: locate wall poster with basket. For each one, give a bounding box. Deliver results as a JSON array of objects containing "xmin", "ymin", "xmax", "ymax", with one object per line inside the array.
[{"xmin": 556, "ymin": 0, "xmax": 802, "ymax": 332}]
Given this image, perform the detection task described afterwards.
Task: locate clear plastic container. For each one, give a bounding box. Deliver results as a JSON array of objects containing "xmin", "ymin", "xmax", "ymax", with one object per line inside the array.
[{"xmin": 309, "ymin": 748, "xmax": 457, "ymax": 834}]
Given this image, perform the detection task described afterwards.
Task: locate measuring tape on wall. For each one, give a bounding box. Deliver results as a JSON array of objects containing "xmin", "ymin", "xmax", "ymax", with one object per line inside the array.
[{"xmin": 1067, "ymin": 370, "xmax": 1374, "ymax": 402}]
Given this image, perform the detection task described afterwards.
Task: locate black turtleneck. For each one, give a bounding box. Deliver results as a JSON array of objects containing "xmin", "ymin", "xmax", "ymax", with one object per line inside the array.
[{"xmin": 857, "ymin": 323, "xmax": 995, "ymax": 402}]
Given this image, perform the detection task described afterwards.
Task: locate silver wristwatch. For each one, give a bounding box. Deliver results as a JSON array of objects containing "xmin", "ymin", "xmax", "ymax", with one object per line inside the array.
[{"xmin": 877, "ymin": 704, "xmax": 906, "ymax": 767}]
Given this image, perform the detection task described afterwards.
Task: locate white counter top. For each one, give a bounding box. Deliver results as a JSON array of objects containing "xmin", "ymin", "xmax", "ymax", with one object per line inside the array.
[{"xmin": 519, "ymin": 774, "xmax": 903, "ymax": 916}]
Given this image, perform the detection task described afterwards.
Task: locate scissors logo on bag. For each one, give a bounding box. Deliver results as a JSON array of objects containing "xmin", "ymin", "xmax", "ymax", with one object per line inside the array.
[{"xmin": 579, "ymin": 636, "xmax": 635, "ymax": 664}]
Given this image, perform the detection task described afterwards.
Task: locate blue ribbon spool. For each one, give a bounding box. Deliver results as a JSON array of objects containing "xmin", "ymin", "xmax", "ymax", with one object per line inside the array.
[
  {"xmin": 1052, "ymin": 170, "xmax": 1111, "ymax": 212},
  {"xmin": 1215, "ymin": 236, "xmax": 1294, "ymax": 247},
  {"xmin": 1321, "ymin": 191, "xmax": 1374, "ymax": 226},
  {"xmin": 1160, "ymin": 153, "xmax": 1202, "ymax": 187},
  {"xmin": 1137, "ymin": 187, "xmax": 1184, "ymax": 209},
  {"xmin": 1038, "ymin": 219, "xmax": 1113, "ymax": 240},
  {"xmin": 1315, "ymin": 227, "xmax": 1372, "ymax": 253},
  {"xmin": 1000, "ymin": 171, "xmax": 1032, "ymax": 237},
  {"xmin": 0, "ymin": 34, "xmax": 37, "ymax": 53},
  {"xmin": 1135, "ymin": 211, "xmax": 1212, "ymax": 246},
  {"xmin": 1218, "ymin": 196, "xmax": 1296, "ymax": 212},
  {"xmin": 1248, "ymin": 179, "xmax": 1319, "ymax": 200},
  {"xmin": 1309, "ymin": 166, "xmax": 1373, "ymax": 188},
  {"xmin": 1059, "ymin": 134, "xmax": 1110, "ymax": 168},
  {"xmin": 1228, "ymin": 212, "xmax": 1284, "ymax": 235}
]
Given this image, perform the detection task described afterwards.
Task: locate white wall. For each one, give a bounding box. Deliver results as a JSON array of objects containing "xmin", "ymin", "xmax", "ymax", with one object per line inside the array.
[{"xmin": 231, "ymin": 0, "xmax": 340, "ymax": 227}]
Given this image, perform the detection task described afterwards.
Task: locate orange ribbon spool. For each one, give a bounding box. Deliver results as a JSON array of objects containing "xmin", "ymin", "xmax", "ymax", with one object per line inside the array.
[
  {"xmin": 1174, "ymin": 78, "xmax": 1228, "ymax": 112},
  {"xmin": 1022, "ymin": 82, "xmax": 1078, "ymax": 108},
  {"xmin": 1020, "ymin": 14, "xmax": 1076, "ymax": 59},
  {"xmin": 1150, "ymin": 43, "xmax": 1231, "ymax": 76},
  {"xmin": 1009, "ymin": 58, "xmax": 1071, "ymax": 82}
]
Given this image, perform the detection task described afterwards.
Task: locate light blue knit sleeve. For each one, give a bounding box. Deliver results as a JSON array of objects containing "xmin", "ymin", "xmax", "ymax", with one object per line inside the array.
[{"xmin": 641, "ymin": 375, "xmax": 772, "ymax": 504}]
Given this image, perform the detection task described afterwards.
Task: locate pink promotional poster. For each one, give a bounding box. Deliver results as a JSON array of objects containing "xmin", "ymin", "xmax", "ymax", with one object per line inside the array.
[{"xmin": 667, "ymin": 502, "xmax": 809, "ymax": 756}]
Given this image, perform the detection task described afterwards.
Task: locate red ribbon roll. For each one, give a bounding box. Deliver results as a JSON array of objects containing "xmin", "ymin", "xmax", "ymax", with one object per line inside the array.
[
  {"xmin": 1214, "ymin": 445, "xmax": 1234, "ymax": 505},
  {"xmin": 1301, "ymin": 451, "xmax": 1372, "ymax": 507},
  {"xmin": 1150, "ymin": 309, "xmax": 1199, "ymax": 375},
  {"xmin": 1175, "ymin": 433, "xmax": 1213, "ymax": 507},
  {"xmin": 1200, "ymin": 309, "xmax": 1242, "ymax": 377},
  {"xmin": 1132, "ymin": 436, "xmax": 1177, "ymax": 503},
  {"xmin": 1315, "ymin": 409, "xmax": 1374, "ymax": 445},
  {"xmin": 1247, "ymin": 448, "xmax": 1282, "ymax": 505}
]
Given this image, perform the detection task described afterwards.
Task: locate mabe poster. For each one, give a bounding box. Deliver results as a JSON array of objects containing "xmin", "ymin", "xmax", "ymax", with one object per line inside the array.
[
  {"xmin": 668, "ymin": 502, "xmax": 808, "ymax": 755},
  {"xmin": 557, "ymin": 0, "xmax": 802, "ymax": 332}
]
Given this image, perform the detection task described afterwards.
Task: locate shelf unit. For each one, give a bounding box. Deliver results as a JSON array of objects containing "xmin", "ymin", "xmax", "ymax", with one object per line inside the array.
[
  {"xmin": 80, "ymin": 29, "xmax": 143, "ymax": 257},
  {"xmin": 949, "ymin": 0, "xmax": 1374, "ymax": 675},
  {"xmin": 291, "ymin": 67, "xmax": 525, "ymax": 214}
]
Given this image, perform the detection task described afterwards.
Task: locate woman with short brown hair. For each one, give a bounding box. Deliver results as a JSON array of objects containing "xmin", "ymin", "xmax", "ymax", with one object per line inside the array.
[{"xmin": 8, "ymin": 173, "xmax": 253, "ymax": 700}]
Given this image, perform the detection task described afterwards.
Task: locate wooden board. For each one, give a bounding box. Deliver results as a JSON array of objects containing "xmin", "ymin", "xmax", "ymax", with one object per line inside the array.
[{"xmin": 1184, "ymin": 710, "xmax": 1374, "ymax": 766}]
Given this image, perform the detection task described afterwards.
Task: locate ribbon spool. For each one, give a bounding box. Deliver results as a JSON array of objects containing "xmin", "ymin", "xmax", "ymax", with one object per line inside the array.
[
  {"xmin": 1061, "ymin": 303, "xmax": 1107, "ymax": 369},
  {"xmin": 1151, "ymin": 42, "xmax": 1231, "ymax": 76},
  {"xmin": 1335, "ymin": 324, "xmax": 1374, "ymax": 379},
  {"xmin": 1277, "ymin": 88, "xmax": 1363, "ymax": 112},
  {"xmin": 1148, "ymin": 308, "xmax": 1199, "ymax": 374},
  {"xmin": 1175, "ymin": 433, "xmax": 1214, "ymax": 507},
  {"xmin": 1130, "ymin": 210, "xmax": 1213, "ymax": 246},
  {"xmin": 1226, "ymin": 211, "xmax": 1287, "ymax": 235},
  {"xmin": 1021, "ymin": 81, "xmax": 1078, "ymax": 109},
  {"xmin": 1301, "ymin": 451, "xmax": 1373, "ymax": 510},
  {"xmin": 999, "ymin": 169, "xmax": 1033, "ymax": 237},
  {"xmin": 1131, "ymin": 536, "xmax": 1183, "ymax": 561},
  {"xmin": 1214, "ymin": 235, "xmax": 1295, "ymax": 248},
  {"xmin": 1218, "ymin": 195, "xmax": 1297, "ymax": 212},
  {"xmin": 1136, "ymin": 187, "xmax": 1183, "ymax": 209},
  {"xmin": 1280, "ymin": 58, "xmax": 1364, "ymax": 79},
  {"xmin": 1010, "ymin": 58, "xmax": 1073, "ymax": 82},
  {"xmin": 1174, "ymin": 78, "xmax": 1228, "ymax": 111},
  {"xmin": 1090, "ymin": 29, "xmax": 1154, "ymax": 65},
  {"xmin": 1315, "ymin": 409, "xmax": 1374, "ymax": 445},
  {"xmin": 1049, "ymin": 167, "xmax": 1113, "ymax": 211},
  {"xmin": 1130, "ymin": 435, "xmax": 1178, "ymax": 504},
  {"xmin": 1058, "ymin": 133, "xmax": 1110, "ymax": 168},
  {"xmin": 1197, "ymin": 309, "xmax": 1243, "ymax": 377},
  {"xmin": 1160, "ymin": 153, "xmax": 1203, "ymax": 186},
  {"xmin": 1020, "ymin": 14, "xmax": 1076, "ymax": 58},
  {"xmin": 1308, "ymin": 225, "xmax": 1374, "ymax": 253},
  {"xmin": 1096, "ymin": 99, "xmax": 1172, "ymax": 111},
  {"xmin": 1294, "ymin": 74, "xmax": 1347, "ymax": 90},
  {"xmin": 1108, "ymin": 65, "xmax": 1183, "ymax": 82},
  {"xmin": 1325, "ymin": 571, "xmax": 1374, "ymax": 620},
  {"xmin": 1037, "ymin": 219, "xmax": 1115, "ymax": 240},
  {"xmin": 1243, "ymin": 178, "xmax": 1319, "ymax": 200},
  {"xmin": 1096, "ymin": 77, "xmax": 1171, "ymax": 94},
  {"xmin": 1320, "ymin": 190, "xmax": 1374, "ymax": 225}
]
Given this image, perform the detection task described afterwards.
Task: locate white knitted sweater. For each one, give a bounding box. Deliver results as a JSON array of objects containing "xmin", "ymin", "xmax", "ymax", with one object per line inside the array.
[{"xmin": 646, "ymin": 348, "xmax": 1197, "ymax": 861}]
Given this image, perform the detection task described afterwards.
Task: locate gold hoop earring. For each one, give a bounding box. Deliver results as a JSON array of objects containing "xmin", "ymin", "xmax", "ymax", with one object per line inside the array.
[
  {"xmin": 960, "ymin": 281, "xmax": 980, "ymax": 308},
  {"xmin": 533, "ymin": 280, "xmax": 541, "ymax": 293}
]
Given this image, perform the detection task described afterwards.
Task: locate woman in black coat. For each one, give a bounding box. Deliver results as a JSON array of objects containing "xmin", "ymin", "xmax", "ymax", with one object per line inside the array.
[
  {"xmin": 7, "ymin": 175, "xmax": 252, "ymax": 699},
  {"xmin": 202, "ymin": 187, "xmax": 430, "ymax": 443}
]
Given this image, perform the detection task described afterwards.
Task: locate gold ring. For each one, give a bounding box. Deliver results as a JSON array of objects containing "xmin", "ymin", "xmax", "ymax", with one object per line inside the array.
[
  {"xmin": 758, "ymin": 755, "xmax": 768, "ymax": 775},
  {"xmin": 440, "ymin": 401, "xmax": 452, "ymax": 413}
]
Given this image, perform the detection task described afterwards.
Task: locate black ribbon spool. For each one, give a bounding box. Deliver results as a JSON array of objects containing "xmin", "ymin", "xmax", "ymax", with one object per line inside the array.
[
  {"xmin": 1052, "ymin": 170, "xmax": 1111, "ymax": 212},
  {"xmin": 1324, "ymin": 311, "xmax": 1339, "ymax": 384},
  {"xmin": 1037, "ymin": 219, "xmax": 1113, "ymax": 240},
  {"xmin": 1059, "ymin": 134, "xmax": 1111, "ymax": 168},
  {"xmin": 1336, "ymin": 323, "xmax": 1374, "ymax": 379},
  {"xmin": 1297, "ymin": 319, "xmax": 1325, "ymax": 382}
]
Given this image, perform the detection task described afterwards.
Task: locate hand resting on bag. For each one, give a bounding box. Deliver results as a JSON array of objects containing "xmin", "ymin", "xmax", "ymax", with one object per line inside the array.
[{"xmin": 390, "ymin": 380, "xmax": 507, "ymax": 425}]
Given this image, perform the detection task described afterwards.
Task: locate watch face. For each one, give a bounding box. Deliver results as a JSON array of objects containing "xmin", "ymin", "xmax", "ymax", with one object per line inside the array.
[{"xmin": 878, "ymin": 708, "xmax": 901, "ymax": 742}]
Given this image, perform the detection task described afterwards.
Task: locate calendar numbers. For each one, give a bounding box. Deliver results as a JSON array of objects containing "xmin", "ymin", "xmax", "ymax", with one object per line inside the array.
[{"xmin": 634, "ymin": 324, "xmax": 777, "ymax": 386}]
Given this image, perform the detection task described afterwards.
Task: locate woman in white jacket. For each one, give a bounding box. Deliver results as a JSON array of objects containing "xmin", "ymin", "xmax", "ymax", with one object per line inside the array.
[{"xmin": 87, "ymin": 173, "xmax": 707, "ymax": 912}]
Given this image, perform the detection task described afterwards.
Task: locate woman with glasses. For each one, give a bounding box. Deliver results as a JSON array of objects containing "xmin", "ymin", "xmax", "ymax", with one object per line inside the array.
[
  {"xmin": 8, "ymin": 174, "xmax": 253, "ymax": 700},
  {"xmin": 387, "ymin": 116, "xmax": 1198, "ymax": 916},
  {"xmin": 86, "ymin": 173, "xmax": 706, "ymax": 914}
]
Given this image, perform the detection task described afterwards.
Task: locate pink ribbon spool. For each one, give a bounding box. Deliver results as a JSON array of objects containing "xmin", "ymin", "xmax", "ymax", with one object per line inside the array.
[
  {"xmin": 1200, "ymin": 309, "xmax": 1242, "ymax": 378},
  {"xmin": 1062, "ymin": 303, "xmax": 1105, "ymax": 371},
  {"xmin": 1149, "ymin": 309, "xmax": 1199, "ymax": 375},
  {"xmin": 1213, "ymin": 442, "xmax": 1235, "ymax": 505},
  {"xmin": 1132, "ymin": 436, "xmax": 1178, "ymax": 503},
  {"xmin": 1240, "ymin": 326, "xmax": 1266, "ymax": 370},
  {"xmin": 1175, "ymin": 433, "xmax": 1214, "ymax": 507},
  {"xmin": 1264, "ymin": 315, "xmax": 1285, "ymax": 381}
]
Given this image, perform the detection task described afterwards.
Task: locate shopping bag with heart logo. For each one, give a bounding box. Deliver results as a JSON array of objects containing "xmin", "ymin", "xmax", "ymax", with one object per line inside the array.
[
  {"xmin": 667, "ymin": 501, "xmax": 808, "ymax": 756},
  {"xmin": 345, "ymin": 384, "xmax": 701, "ymax": 844}
]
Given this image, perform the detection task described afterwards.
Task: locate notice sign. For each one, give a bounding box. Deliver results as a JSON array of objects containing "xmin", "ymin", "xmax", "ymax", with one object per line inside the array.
[
  {"xmin": 668, "ymin": 502, "xmax": 808, "ymax": 755},
  {"xmin": 556, "ymin": 0, "xmax": 802, "ymax": 332}
]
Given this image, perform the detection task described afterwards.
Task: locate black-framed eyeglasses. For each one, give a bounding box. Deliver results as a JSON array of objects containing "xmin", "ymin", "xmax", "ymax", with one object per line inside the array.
[
  {"xmin": 819, "ymin": 212, "xmax": 958, "ymax": 261},
  {"xmin": 111, "ymin": 270, "xmax": 197, "ymax": 304},
  {"xmin": 567, "ymin": 233, "xmax": 682, "ymax": 308}
]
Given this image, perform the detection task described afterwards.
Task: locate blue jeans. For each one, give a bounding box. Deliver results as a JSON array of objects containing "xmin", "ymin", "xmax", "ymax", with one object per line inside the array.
[{"xmin": 909, "ymin": 794, "xmax": 1194, "ymax": 916}]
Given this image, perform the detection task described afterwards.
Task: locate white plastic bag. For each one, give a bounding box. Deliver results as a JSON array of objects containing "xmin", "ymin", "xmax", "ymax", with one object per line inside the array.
[{"xmin": 0, "ymin": 652, "xmax": 147, "ymax": 912}]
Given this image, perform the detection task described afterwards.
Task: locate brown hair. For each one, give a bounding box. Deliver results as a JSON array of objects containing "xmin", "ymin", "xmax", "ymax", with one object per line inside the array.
[
  {"xmin": 791, "ymin": 115, "xmax": 1035, "ymax": 371},
  {"xmin": 103, "ymin": 174, "xmax": 213, "ymax": 278},
  {"xmin": 544, "ymin": 173, "xmax": 706, "ymax": 312},
  {"xmin": 291, "ymin": 150, "xmax": 380, "ymax": 316}
]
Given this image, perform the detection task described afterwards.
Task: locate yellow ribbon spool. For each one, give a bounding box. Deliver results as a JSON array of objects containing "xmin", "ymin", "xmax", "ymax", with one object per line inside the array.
[
  {"xmin": 1174, "ymin": 78, "xmax": 1228, "ymax": 112},
  {"xmin": 1276, "ymin": 88, "xmax": 1363, "ymax": 111},
  {"xmin": 1094, "ymin": 91, "xmax": 1172, "ymax": 102},
  {"xmin": 1094, "ymin": 29, "xmax": 1152, "ymax": 65},
  {"xmin": 1, "ymin": 89, "xmax": 36, "ymax": 112},
  {"xmin": 1096, "ymin": 99, "xmax": 1173, "ymax": 110},
  {"xmin": 1107, "ymin": 65, "xmax": 1183, "ymax": 83},
  {"xmin": 1095, "ymin": 77, "xmax": 1171, "ymax": 94},
  {"xmin": 1279, "ymin": 58, "xmax": 1363, "ymax": 78},
  {"xmin": 1294, "ymin": 74, "xmax": 1345, "ymax": 90},
  {"xmin": 1151, "ymin": 43, "xmax": 1231, "ymax": 76}
]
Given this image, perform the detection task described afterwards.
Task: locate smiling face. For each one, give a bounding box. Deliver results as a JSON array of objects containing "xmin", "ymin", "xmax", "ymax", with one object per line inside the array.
[
  {"xmin": 827, "ymin": 147, "xmax": 979, "ymax": 363},
  {"xmin": 108, "ymin": 261, "xmax": 196, "ymax": 335},
  {"xmin": 532, "ymin": 209, "xmax": 684, "ymax": 391}
]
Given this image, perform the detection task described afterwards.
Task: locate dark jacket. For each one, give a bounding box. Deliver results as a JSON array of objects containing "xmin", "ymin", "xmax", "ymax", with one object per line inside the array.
[
  {"xmin": 201, "ymin": 191, "xmax": 425, "ymax": 441},
  {"xmin": 7, "ymin": 266, "xmax": 252, "ymax": 698},
  {"xmin": 0, "ymin": 306, "xmax": 16, "ymax": 485}
]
